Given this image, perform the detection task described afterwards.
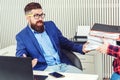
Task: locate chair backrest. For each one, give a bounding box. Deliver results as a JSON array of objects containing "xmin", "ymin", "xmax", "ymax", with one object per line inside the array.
[{"xmin": 61, "ymin": 49, "xmax": 83, "ymax": 71}]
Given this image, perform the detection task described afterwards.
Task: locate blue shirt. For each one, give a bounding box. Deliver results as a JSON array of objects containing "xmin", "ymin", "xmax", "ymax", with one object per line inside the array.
[{"xmin": 30, "ymin": 26, "xmax": 61, "ymax": 66}]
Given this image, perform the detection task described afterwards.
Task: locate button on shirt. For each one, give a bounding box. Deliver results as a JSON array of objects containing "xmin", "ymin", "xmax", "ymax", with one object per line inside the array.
[{"xmin": 30, "ymin": 26, "xmax": 61, "ymax": 66}]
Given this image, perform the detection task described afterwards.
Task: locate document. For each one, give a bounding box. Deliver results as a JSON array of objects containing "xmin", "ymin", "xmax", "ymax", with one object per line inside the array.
[
  {"xmin": 85, "ymin": 35, "xmax": 116, "ymax": 51},
  {"xmin": 90, "ymin": 23, "xmax": 120, "ymax": 41},
  {"xmin": 89, "ymin": 30, "xmax": 120, "ymax": 41},
  {"xmin": 85, "ymin": 23, "xmax": 120, "ymax": 51}
]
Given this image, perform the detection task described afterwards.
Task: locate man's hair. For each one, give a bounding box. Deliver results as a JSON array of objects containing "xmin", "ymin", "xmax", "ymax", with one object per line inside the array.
[{"xmin": 24, "ymin": 2, "xmax": 42, "ymax": 14}]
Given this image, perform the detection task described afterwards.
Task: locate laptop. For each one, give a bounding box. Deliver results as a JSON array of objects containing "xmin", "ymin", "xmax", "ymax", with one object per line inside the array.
[{"xmin": 0, "ymin": 56, "xmax": 48, "ymax": 80}]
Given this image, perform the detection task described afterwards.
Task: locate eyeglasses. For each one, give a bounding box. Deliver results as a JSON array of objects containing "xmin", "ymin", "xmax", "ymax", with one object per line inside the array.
[{"xmin": 28, "ymin": 13, "xmax": 45, "ymax": 19}]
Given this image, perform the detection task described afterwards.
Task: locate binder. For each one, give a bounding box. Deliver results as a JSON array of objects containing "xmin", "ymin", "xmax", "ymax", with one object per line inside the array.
[
  {"xmin": 85, "ymin": 23, "xmax": 119, "ymax": 51},
  {"xmin": 89, "ymin": 23, "xmax": 120, "ymax": 41}
]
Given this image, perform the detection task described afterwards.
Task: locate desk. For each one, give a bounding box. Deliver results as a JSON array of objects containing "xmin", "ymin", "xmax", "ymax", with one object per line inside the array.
[{"xmin": 33, "ymin": 70, "xmax": 98, "ymax": 80}]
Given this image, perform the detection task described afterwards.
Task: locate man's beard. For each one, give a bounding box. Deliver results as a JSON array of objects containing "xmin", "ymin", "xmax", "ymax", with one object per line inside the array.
[{"xmin": 30, "ymin": 20, "xmax": 44, "ymax": 33}]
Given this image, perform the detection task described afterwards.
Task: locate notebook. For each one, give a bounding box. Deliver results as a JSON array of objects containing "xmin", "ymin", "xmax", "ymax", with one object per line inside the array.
[{"xmin": 0, "ymin": 56, "xmax": 48, "ymax": 80}]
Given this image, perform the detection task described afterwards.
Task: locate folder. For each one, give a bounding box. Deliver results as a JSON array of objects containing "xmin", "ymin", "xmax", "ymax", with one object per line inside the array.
[
  {"xmin": 89, "ymin": 23, "xmax": 120, "ymax": 41},
  {"xmin": 85, "ymin": 35, "xmax": 116, "ymax": 51},
  {"xmin": 85, "ymin": 23, "xmax": 119, "ymax": 51}
]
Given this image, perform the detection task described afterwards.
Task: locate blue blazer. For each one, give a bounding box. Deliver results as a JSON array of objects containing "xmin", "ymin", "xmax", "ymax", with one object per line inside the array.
[{"xmin": 16, "ymin": 21, "xmax": 84, "ymax": 70}]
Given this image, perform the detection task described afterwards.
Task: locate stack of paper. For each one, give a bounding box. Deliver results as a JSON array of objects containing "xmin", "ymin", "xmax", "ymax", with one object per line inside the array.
[
  {"xmin": 85, "ymin": 35, "xmax": 116, "ymax": 51},
  {"xmin": 89, "ymin": 23, "xmax": 120, "ymax": 41},
  {"xmin": 85, "ymin": 23, "xmax": 120, "ymax": 51}
]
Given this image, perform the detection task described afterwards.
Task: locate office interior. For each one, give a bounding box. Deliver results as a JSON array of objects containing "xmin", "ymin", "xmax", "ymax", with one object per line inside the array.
[{"xmin": 0, "ymin": 0, "xmax": 120, "ymax": 80}]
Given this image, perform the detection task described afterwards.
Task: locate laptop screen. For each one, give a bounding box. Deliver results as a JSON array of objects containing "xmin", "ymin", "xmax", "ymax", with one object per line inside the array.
[{"xmin": 0, "ymin": 56, "xmax": 34, "ymax": 80}]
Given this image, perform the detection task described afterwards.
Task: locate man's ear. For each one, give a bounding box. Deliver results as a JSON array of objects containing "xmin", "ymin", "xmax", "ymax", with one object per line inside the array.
[{"xmin": 26, "ymin": 15, "xmax": 30, "ymax": 22}]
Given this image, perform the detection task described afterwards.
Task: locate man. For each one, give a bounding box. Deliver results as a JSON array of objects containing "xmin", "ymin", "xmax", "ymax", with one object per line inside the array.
[
  {"xmin": 97, "ymin": 40, "xmax": 120, "ymax": 80},
  {"xmin": 16, "ymin": 2, "xmax": 88, "ymax": 73}
]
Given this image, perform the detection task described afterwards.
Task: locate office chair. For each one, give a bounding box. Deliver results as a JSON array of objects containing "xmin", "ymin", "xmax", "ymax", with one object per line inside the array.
[{"xmin": 61, "ymin": 49, "xmax": 83, "ymax": 71}]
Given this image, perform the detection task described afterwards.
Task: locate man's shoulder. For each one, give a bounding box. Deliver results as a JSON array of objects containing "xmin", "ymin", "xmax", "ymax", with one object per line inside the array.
[
  {"xmin": 44, "ymin": 21, "xmax": 57, "ymax": 29},
  {"xmin": 44, "ymin": 20, "xmax": 55, "ymax": 25},
  {"xmin": 16, "ymin": 26, "xmax": 29, "ymax": 36}
]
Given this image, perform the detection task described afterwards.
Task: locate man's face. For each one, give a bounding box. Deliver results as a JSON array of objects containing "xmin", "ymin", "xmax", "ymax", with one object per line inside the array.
[{"xmin": 27, "ymin": 9, "xmax": 45, "ymax": 32}]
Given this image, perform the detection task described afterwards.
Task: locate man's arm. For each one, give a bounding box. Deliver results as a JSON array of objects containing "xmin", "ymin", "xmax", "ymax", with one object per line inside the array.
[
  {"xmin": 56, "ymin": 27, "xmax": 88, "ymax": 54},
  {"xmin": 16, "ymin": 36, "xmax": 38, "ymax": 68},
  {"xmin": 16, "ymin": 35, "xmax": 28, "ymax": 57},
  {"xmin": 23, "ymin": 54, "xmax": 38, "ymax": 68}
]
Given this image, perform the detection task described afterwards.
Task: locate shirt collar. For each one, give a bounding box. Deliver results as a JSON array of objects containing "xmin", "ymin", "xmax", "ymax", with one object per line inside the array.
[{"xmin": 28, "ymin": 24, "xmax": 46, "ymax": 34}]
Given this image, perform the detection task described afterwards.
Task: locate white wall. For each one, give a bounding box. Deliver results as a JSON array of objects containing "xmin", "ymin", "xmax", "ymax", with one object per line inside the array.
[{"xmin": 0, "ymin": 0, "xmax": 120, "ymax": 48}]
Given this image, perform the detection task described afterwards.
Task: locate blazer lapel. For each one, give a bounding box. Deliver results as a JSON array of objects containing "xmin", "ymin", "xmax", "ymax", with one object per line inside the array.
[
  {"xmin": 26, "ymin": 26, "xmax": 44, "ymax": 55},
  {"xmin": 45, "ymin": 26, "xmax": 58, "ymax": 52}
]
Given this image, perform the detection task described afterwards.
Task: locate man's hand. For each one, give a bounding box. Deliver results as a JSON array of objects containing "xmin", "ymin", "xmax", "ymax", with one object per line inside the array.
[
  {"xmin": 82, "ymin": 42, "xmax": 91, "ymax": 53},
  {"xmin": 23, "ymin": 54, "xmax": 38, "ymax": 68}
]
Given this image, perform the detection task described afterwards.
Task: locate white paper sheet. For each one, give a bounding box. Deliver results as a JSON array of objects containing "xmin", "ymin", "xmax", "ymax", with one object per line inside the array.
[{"xmin": 85, "ymin": 35, "xmax": 116, "ymax": 51}]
